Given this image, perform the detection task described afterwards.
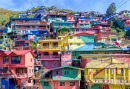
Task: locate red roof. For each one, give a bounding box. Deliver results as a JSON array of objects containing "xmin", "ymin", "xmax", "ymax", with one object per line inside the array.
[
  {"xmin": 2, "ymin": 50, "xmax": 36, "ymax": 56},
  {"xmin": 73, "ymin": 31, "xmax": 95, "ymax": 36}
]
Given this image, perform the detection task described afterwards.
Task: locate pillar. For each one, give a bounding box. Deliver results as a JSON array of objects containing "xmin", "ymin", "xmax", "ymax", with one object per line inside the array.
[
  {"xmin": 91, "ymin": 69, "xmax": 93, "ymax": 82},
  {"xmin": 113, "ymin": 68, "xmax": 116, "ymax": 83},
  {"xmin": 89, "ymin": 69, "xmax": 91, "ymax": 80},
  {"xmin": 108, "ymin": 68, "xmax": 110, "ymax": 81},
  {"xmin": 123, "ymin": 68, "xmax": 125, "ymax": 80},
  {"xmin": 105, "ymin": 69, "xmax": 107, "ymax": 80},
  {"xmin": 128, "ymin": 68, "xmax": 130, "ymax": 81}
]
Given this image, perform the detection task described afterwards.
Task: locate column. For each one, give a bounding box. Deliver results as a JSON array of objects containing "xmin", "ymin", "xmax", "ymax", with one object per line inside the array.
[
  {"xmin": 123, "ymin": 68, "xmax": 125, "ymax": 80},
  {"xmin": 128, "ymin": 68, "xmax": 130, "ymax": 81},
  {"xmin": 108, "ymin": 68, "xmax": 110, "ymax": 81},
  {"xmin": 88, "ymin": 69, "xmax": 90, "ymax": 80},
  {"xmin": 91, "ymin": 69, "xmax": 93, "ymax": 82},
  {"xmin": 105, "ymin": 69, "xmax": 107, "ymax": 80},
  {"xmin": 89, "ymin": 69, "xmax": 91, "ymax": 80},
  {"xmin": 113, "ymin": 68, "xmax": 116, "ymax": 83}
]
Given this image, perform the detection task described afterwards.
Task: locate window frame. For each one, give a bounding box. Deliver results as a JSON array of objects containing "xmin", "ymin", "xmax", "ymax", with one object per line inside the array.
[
  {"xmin": 60, "ymin": 82, "xmax": 65, "ymax": 86},
  {"xmin": 70, "ymin": 82, "xmax": 75, "ymax": 86},
  {"xmin": 11, "ymin": 56, "xmax": 20, "ymax": 64}
]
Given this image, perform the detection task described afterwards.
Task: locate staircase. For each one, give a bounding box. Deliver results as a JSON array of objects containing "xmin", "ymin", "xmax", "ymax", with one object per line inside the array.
[
  {"xmin": 8, "ymin": 65, "xmax": 17, "ymax": 78},
  {"xmin": 93, "ymin": 69, "xmax": 104, "ymax": 77}
]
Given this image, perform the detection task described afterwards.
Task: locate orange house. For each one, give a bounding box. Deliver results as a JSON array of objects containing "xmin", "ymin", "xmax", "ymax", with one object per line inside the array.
[{"xmin": 0, "ymin": 50, "xmax": 36, "ymax": 88}]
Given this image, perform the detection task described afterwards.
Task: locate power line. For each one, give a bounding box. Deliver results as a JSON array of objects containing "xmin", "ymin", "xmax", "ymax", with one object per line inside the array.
[{"xmin": 116, "ymin": 0, "xmax": 130, "ymax": 10}]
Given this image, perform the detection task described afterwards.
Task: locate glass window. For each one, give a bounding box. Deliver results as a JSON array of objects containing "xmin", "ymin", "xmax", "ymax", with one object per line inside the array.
[
  {"xmin": 77, "ymin": 36, "xmax": 80, "ymax": 39},
  {"xmin": 44, "ymin": 61, "xmax": 48, "ymax": 65},
  {"xmin": 56, "ymin": 71, "xmax": 60, "ymax": 75},
  {"xmin": 70, "ymin": 36, "xmax": 73, "ymax": 39},
  {"xmin": 44, "ymin": 82, "xmax": 49, "ymax": 86},
  {"xmin": 27, "ymin": 26, "xmax": 30, "ymax": 28},
  {"xmin": 81, "ymin": 21, "xmax": 83, "ymax": 23},
  {"xmin": 77, "ymin": 43, "xmax": 80, "ymax": 46},
  {"xmin": 65, "ymin": 71, "xmax": 69, "ymax": 75},
  {"xmin": 70, "ymin": 43, "xmax": 72, "ymax": 45},
  {"xmin": 53, "ymin": 42, "xmax": 58, "ymax": 47},
  {"xmin": 82, "ymin": 29, "xmax": 85, "ymax": 32},
  {"xmin": 86, "ymin": 21, "xmax": 88, "ymax": 23},
  {"xmin": 11, "ymin": 56, "xmax": 20, "ymax": 64},
  {"xmin": 60, "ymin": 82, "xmax": 65, "ymax": 86},
  {"xmin": 70, "ymin": 82, "xmax": 75, "ymax": 86},
  {"xmin": 3, "ymin": 56, "xmax": 8, "ymax": 64},
  {"xmin": 25, "ymin": 20, "xmax": 29, "ymax": 22},
  {"xmin": 32, "ymin": 69, "xmax": 33, "ymax": 73},
  {"xmin": 43, "ymin": 43, "xmax": 49, "ymax": 47},
  {"xmin": 53, "ymin": 61, "xmax": 57, "ymax": 65},
  {"xmin": 29, "ymin": 69, "xmax": 31, "ymax": 73},
  {"xmin": 44, "ymin": 52, "xmax": 49, "ymax": 55},
  {"xmin": 73, "ymin": 71, "xmax": 77, "ymax": 75},
  {"xmin": 104, "ymin": 34, "xmax": 106, "ymax": 36},
  {"xmin": 1, "ymin": 36, "xmax": 3, "ymax": 39},
  {"xmin": 30, "ymin": 58, "xmax": 32, "ymax": 62},
  {"xmin": 91, "ymin": 29, "xmax": 93, "ymax": 31},
  {"xmin": 5, "ymin": 36, "xmax": 7, "ymax": 38},
  {"xmin": 86, "ymin": 29, "xmax": 88, "ymax": 31},
  {"xmin": 53, "ymin": 52, "xmax": 58, "ymax": 55},
  {"xmin": 33, "ymin": 20, "xmax": 37, "ymax": 22},
  {"xmin": 76, "ymin": 29, "xmax": 79, "ymax": 31},
  {"xmin": 32, "ymin": 26, "xmax": 35, "ymax": 28},
  {"xmin": 67, "ymin": 24, "xmax": 69, "ymax": 26}
]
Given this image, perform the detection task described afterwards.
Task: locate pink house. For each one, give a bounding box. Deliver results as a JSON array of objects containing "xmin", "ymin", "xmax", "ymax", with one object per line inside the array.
[
  {"xmin": 73, "ymin": 28, "xmax": 96, "ymax": 34},
  {"xmin": 61, "ymin": 52, "xmax": 71, "ymax": 66},
  {"xmin": 38, "ymin": 52, "xmax": 61, "ymax": 69},
  {"xmin": 66, "ymin": 16, "xmax": 75, "ymax": 22},
  {"xmin": 0, "ymin": 50, "xmax": 36, "ymax": 87}
]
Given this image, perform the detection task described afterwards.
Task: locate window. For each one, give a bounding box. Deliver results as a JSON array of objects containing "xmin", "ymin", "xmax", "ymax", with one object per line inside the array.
[
  {"xmin": 86, "ymin": 21, "xmax": 88, "ymax": 23},
  {"xmin": 77, "ymin": 43, "xmax": 80, "ymax": 46},
  {"xmin": 5, "ymin": 36, "xmax": 7, "ymax": 38},
  {"xmin": 73, "ymin": 71, "xmax": 77, "ymax": 75},
  {"xmin": 70, "ymin": 43, "xmax": 72, "ymax": 45},
  {"xmin": 32, "ymin": 69, "xmax": 33, "ymax": 73},
  {"xmin": 53, "ymin": 42, "xmax": 58, "ymax": 47},
  {"xmin": 29, "ymin": 69, "xmax": 31, "ymax": 73},
  {"xmin": 92, "ymin": 58, "xmax": 97, "ymax": 60},
  {"xmin": 44, "ymin": 61, "xmax": 48, "ymax": 65},
  {"xmin": 86, "ymin": 29, "xmax": 88, "ymax": 31},
  {"xmin": 25, "ymin": 20, "xmax": 29, "ymax": 22},
  {"xmin": 76, "ymin": 29, "xmax": 79, "ymax": 31},
  {"xmin": 60, "ymin": 82, "xmax": 65, "ymax": 86},
  {"xmin": 43, "ymin": 43, "xmax": 49, "ymax": 47},
  {"xmin": 91, "ymin": 29, "xmax": 93, "ymax": 31},
  {"xmin": 1, "ymin": 36, "xmax": 3, "ymax": 39},
  {"xmin": 3, "ymin": 57, "xmax": 8, "ymax": 64},
  {"xmin": 27, "ymin": 26, "xmax": 30, "ymax": 28},
  {"xmin": 99, "ymin": 85, "xmax": 106, "ymax": 89},
  {"xmin": 67, "ymin": 24, "xmax": 69, "ymax": 26},
  {"xmin": 30, "ymin": 58, "xmax": 32, "ymax": 62},
  {"xmin": 104, "ymin": 34, "xmax": 106, "ymax": 36},
  {"xmin": 70, "ymin": 36, "xmax": 73, "ymax": 39},
  {"xmin": 77, "ymin": 36, "xmax": 80, "ymax": 39},
  {"xmin": 32, "ymin": 26, "xmax": 35, "ymax": 28},
  {"xmin": 33, "ymin": 20, "xmax": 37, "ymax": 22},
  {"xmin": 82, "ymin": 29, "xmax": 85, "ymax": 32},
  {"xmin": 65, "ymin": 71, "xmax": 69, "ymax": 75},
  {"xmin": 12, "ymin": 56, "xmax": 20, "ymax": 64},
  {"xmin": 53, "ymin": 52, "xmax": 58, "ymax": 55},
  {"xmin": 70, "ymin": 82, "xmax": 75, "ymax": 86},
  {"xmin": 44, "ymin": 52, "xmax": 49, "ymax": 55},
  {"xmin": 61, "ymin": 24, "xmax": 63, "ymax": 26},
  {"xmin": 56, "ymin": 71, "xmax": 60, "ymax": 75},
  {"xmin": 53, "ymin": 61, "xmax": 57, "ymax": 65},
  {"xmin": 81, "ymin": 21, "xmax": 83, "ymax": 23},
  {"xmin": 44, "ymin": 82, "xmax": 49, "ymax": 86}
]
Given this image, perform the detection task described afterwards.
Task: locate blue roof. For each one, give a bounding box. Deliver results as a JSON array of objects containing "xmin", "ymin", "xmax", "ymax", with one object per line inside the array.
[
  {"xmin": 10, "ymin": 18, "xmax": 41, "ymax": 20},
  {"xmin": 121, "ymin": 47, "xmax": 130, "ymax": 50},
  {"xmin": 74, "ymin": 43, "xmax": 95, "ymax": 51},
  {"xmin": 125, "ymin": 27, "xmax": 130, "ymax": 31}
]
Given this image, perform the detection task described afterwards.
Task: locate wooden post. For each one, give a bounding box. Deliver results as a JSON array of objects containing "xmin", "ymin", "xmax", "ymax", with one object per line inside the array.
[
  {"xmin": 128, "ymin": 68, "xmax": 130, "ymax": 81},
  {"xmin": 123, "ymin": 68, "xmax": 125, "ymax": 80},
  {"xmin": 108, "ymin": 68, "xmax": 110, "ymax": 81},
  {"xmin": 113, "ymin": 68, "xmax": 116, "ymax": 83},
  {"xmin": 105, "ymin": 68, "xmax": 107, "ymax": 80}
]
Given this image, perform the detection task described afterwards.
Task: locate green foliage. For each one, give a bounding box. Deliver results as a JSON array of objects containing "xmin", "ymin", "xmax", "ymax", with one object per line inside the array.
[
  {"xmin": 106, "ymin": 2, "xmax": 116, "ymax": 16},
  {"xmin": 125, "ymin": 30, "xmax": 130, "ymax": 36},
  {"xmin": 31, "ymin": 7, "xmax": 39, "ymax": 13}
]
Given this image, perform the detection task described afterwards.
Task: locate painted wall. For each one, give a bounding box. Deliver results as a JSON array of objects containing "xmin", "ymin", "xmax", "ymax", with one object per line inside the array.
[{"xmin": 61, "ymin": 53, "xmax": 71, "ymax": 66}]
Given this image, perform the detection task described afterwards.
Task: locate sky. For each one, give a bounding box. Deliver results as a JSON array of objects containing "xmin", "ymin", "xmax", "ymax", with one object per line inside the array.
[{"xmin": 0, "ymin": 0, "xmax": 130, "ymax": 14}]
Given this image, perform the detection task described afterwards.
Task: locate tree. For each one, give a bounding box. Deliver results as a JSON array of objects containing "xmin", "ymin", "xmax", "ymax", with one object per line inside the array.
[
  {"xmin": 125, "ymin": 30, "xmax": 130, "ymax": 36},
  {"xmin": 106, "ymin": 2, "xmax": 116, "ymax": 16}
]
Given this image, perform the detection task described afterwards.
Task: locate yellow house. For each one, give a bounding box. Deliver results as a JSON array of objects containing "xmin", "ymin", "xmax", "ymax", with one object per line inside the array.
[
  {"xmin": 0, "ymin": 33, "xmax": 13, "ymax": 50},
  {"xmin": 80, "ymin": 54, "xmax": 130, "ymax": 89},
  {"xmin": 103, "ymin": 35, "xmax": 122, "ymax": 47}
]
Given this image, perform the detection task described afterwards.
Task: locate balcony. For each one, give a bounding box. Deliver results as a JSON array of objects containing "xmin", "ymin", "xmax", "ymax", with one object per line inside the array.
[
  {"xmin": 38, "ymin": 55, "xmax": 60, "ymax": 60},
  {"xmin": 37, "ymin": 46, "xmax": 61, "ymax": 51}
]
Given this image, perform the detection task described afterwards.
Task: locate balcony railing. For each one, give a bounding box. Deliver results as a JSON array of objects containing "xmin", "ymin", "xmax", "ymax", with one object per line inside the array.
[{"xmin": 37, "ymin": 46, "xmax": 61, "ymax": 51}]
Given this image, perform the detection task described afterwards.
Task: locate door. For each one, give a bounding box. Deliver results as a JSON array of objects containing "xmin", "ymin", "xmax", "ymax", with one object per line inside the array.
[{"xmin": 54, "ymin": 81, "xmax": 58, "ymax": 89}]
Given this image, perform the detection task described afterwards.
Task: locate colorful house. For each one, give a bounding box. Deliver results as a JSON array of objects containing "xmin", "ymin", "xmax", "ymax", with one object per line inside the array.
[
  {"xmin": 80, "ymin": 54, "xmax": 130, "ymax": 89},
  {"xmin": 37, "ymin": 35, "xmax": 64, "ymax": 69},
  {"xmin": 119, "ymin": 10, "xmax": 130, "ymax": 16},
  {"xmin": 91, "ymin": 21, "xmax": 101, "ymax": 26},
  {"xmin": 68, "ymin": 32, "xmax": 96, "ymax": 51},
  {"xmin": 0, "ymin": 33, "xmax": 13, "ymax": 50},
  {"xmin": 51, "ymin": 22, "xmax": 72, "ymax": 33},
  {"xmin": 123, "ymin": 18, "xmax": 130, "ymax": 31},
  {"xmin": 10, "ymin": 18, "xmax": 50, "ymax": 34},
  {"xmin": 39, "ymin": 66, "xmax": 82, "ymax": 89},
  {"xmin": 66, "ymin": 16, "xmax": 75, "ymax": 22},
  {"xmin": 45, "ymin": 14, "xmax": 67, "ymax": 23},
  {"xmin": 72, "ymin": 45, "xmax": 125, "ymax": 67},
  {"xmin": 95, "ymin": 32, "xmax": 117, "ymax": 43},
  {"xmin": 0, "ymin": 50, "xmax": 36, "ymax": 88},
  {"xmin": 76, "ymin": 18, "xmax": 91, "ymax": 28}
]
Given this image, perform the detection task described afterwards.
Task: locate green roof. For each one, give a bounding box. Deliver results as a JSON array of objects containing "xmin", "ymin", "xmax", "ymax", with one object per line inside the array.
[
  {"xmin": 58, "ymin": 28, "xmax": 70, "ymax": 32},
  {"xmin": 49, "ymin": 66, "xmax": 83, "ymax": 70}
]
